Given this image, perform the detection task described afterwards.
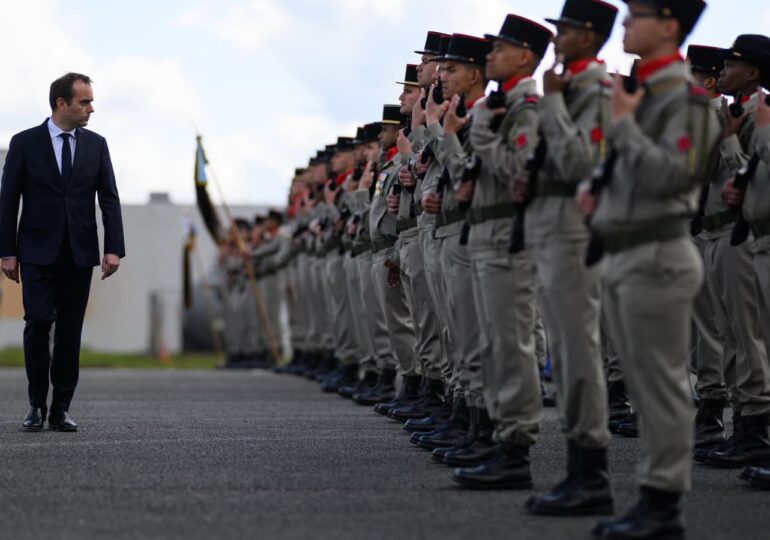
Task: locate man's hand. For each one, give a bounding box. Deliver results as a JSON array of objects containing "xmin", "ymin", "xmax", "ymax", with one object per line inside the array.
[
  {"xmin": 455, "ymin": 180, "xmax": 474, "ymax": 203},
  {"xmin": 543, "ymin": 55, "xmax": 569, "ymax": 95},
  {"xmin": 359, "ymin": 162, "xmax": 374, "ymax": 190},
  {"xmin": 384, "ymin": 259, "xmax": 401, "ymax": 288},
  {"xmin": 426, "ymin": 84, "xmax": 448, "ymax": 126},
  {"xmin": 722, "ymin": 97, "xmax": 749, "ymax": 138},
  {"xmin": 512, "ymin": 177, "xmax": 530, "ymax": 203},
  {"xmin": 414, "ymin": 152, "xmax": 432, "ymax": 175},
  {"xmin": 443, "ymin": 95, "xmax": 470, "ymax": 136},
  {"xmin": 754, "ymin": 91, "xmax": 770, "ymax": 129},
  {"xmin": 422, "ymin": 192, "xmax": 443, "ymax": 214},
  {"xmin": 399, "ymin": 163, "xmax": 416, "ymax": 190},
  {"xmin": 346, "ymin": 220, "xmax": 359, "ymax": 237},
  {"xmin": 2, "ymin": 257, "xmax": 19, "ymax": 283},
  {"xmin": 101, "ymin": 254, "xmax": 120, "ymax": 280},
  {"xmin": 397, "ymin": 130, "xmax": 413, "ymax": 158},
  {"xmin": 611, "ymin": 74, "xmax": 645, "ymax": 121},
  {"xmin": 577, "ymin": 185, "xmax": 597, "ymax": 217},
  {"xmin": 323, "ymin": 181, "xmax": 337, "ymax": 205},
  {"xmin": 722, "ymin": 177, "xmax": 745, "ymax": 207},
  {"xmin": 386, "ymin": 191, "xmax": 400, "ymax": 215},
  {"xmin": 412, "ymin": 88, "xmax": 427, "ymax": 127}
]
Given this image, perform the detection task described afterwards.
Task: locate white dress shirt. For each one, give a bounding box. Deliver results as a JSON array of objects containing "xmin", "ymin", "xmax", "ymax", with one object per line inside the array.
[{"xmin": 47, "ymin": 117, "xmax": 77, "ymax": 174}]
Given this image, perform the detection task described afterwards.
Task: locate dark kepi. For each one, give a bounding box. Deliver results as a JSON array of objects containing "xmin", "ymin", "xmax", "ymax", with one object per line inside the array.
[
  {"xmin": 687, "ymin": 44, "xmax": 724, "ymax": 75},
  {"xmin": 436, "ymin": 34, "xmax": 492, "ymax": 66},
  {"xmin": 382, "ymin": 104, "xmax": 407, "ymax": 126},
  {"xmin": 545, "ymin": 0, "xmax": 618, "ymax": 37},
  {"xmin": 485, "ymin": 14, "xmax": 554, "ymax": 58},
  {"xmin": 396, "ymin": 64, "xmax": 420, "ymax": 87},
  {"xmin": 415, "ymin": 31, "xmax": 451, "ymax": 55}
]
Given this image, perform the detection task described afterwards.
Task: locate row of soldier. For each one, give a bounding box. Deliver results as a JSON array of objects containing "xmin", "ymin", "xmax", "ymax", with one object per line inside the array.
[{"xmin": 218, "ymin": 1, "xmax": 770, "ymax": 538}]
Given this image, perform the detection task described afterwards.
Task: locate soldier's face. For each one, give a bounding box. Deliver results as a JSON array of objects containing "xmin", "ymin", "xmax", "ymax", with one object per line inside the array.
[
  {"xmin": 364, "ymin": 142, "xmax": 380, "ymax": 162},
  {"xmin": 443, "ymin": 61, "xmax": 480, "ymax": 99},
  {"xmin": 311, "ymin": 163, "xmax": 327, "ymax": 182},
  {"xmin": 486, "ymin": 40, "xmax": 528, "ymax": 81},
  {"xmin": 692, "ymin": 71, "xmax": 718, "ymax": 94},
  {"xmin": 554, "ymin": 24, "xmax": 593, "ymax": 63},
  {"xmin": 378, "ymin": 125, "xmax": 400, "ymax": 148},
  {"xmin": 330, "ymin": 153, "xmax": 343, "ymax": 174},
  {"xmin": 399, "ymin": 85, "xmax": 420, "ymax": 114},
  {"xmin": 418, "ymin": 55, "xmax": 437, "ymax": 87},
  {"xmin": 622, "ymin": 3, "xmax": 678, "ymax": 55},
  {"xmin": 718, "ymin": 60, "xmax": 759, "ymax": 96}
]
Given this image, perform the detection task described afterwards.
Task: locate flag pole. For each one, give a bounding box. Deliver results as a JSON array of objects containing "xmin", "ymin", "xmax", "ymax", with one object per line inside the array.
[{"xmin": 198, "ymin": 136, "xmax": 282, "ymax": 365}]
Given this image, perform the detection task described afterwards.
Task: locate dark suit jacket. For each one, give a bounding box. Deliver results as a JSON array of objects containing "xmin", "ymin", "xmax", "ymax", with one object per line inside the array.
[{"xmin": 0, "ymin": 119, "xmax": 125, "ymax": 267}]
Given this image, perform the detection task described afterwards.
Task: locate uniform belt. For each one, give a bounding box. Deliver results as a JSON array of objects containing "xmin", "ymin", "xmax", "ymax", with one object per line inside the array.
[
  {"xmin": 435, "ymin": 209, "xmax": 464, "ymax": 228},
  {"xmin": 397, "ymin": 217, "xmax": 418, "ymax": 232},
  {"xmin": 351, "ymin": 243, "xmax": 371, "ymax": 257},
  {"xmin": 702, "ymin": 209, "xmax": 738, "ymax": 232},
  {"xmin": 603, "ymin": 218, "xmax": 688, "ymax": 254},
  {"xmin": 371, "ymin": 237, "xmax": 396, "ymax": 253},
  {"xmin": 536, "ymin": 181, "xmax": 577, "ymax": 198},
  {"xmin": 751, "ymin": 219, "xmax": 770, "ymax": 239},
  {"xmin": 468, "ymin": 203, "xmax": 517, "ymax": 225}
]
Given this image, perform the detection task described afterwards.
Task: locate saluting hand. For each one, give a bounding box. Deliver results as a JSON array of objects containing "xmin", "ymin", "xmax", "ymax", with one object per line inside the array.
[
  {"xmin": 611, "ymin": 74, "xmax": 644, "ymax": 121},
  {"xmin": 101, "ymin": 254, "xmax": 120, "ymax": 280},
  {"xmin": 543, "ymin": 55, "xmax": 569, "ymax": 95},
  {"xmin": 444, "ymin": 95, "xmax": 470, "ymax": 136}
]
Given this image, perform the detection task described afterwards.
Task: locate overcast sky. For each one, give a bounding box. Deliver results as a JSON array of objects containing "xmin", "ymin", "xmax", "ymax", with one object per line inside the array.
[{"xmin": 1, "ymin": 1, "xmax": 769, "ymax": 207}]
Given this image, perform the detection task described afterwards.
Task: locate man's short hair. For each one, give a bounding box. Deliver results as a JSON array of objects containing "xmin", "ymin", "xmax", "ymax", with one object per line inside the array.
[{"xmin": 49, "ymin": 72, "xmax": 92, "ymax": 111}]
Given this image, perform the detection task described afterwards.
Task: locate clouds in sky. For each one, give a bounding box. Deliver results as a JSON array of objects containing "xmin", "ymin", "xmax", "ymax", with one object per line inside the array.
[{"xmin": 1, "ymin": 1, "xmax": 769, "ymax": 207}]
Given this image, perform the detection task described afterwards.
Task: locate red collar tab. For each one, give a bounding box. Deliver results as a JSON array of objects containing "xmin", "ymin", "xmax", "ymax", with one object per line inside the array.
[
  {"xmin": 501, "ymin": 75, "xmax": 530, "ymax": 93},
  {"xmin": 336, "ymin": 169, "xmax": 354, "ymax": 186},
  {"xmin": 385, "ymin": 147, "xmax": 399, "ymax": 162},
  {"xmin": 466, "ymin": 96, "xmax": 481, "ymax": 110},
  {"xmin": 739, "ymin": 94, "xmax": 752, "ymax": 104},
  {"xmin": 637, "ymin": 53, "xmax": 684, "ymax": 84},
  {"xmin": 566, "ymin": 58, "xmax": 604, "ymax": 76}
]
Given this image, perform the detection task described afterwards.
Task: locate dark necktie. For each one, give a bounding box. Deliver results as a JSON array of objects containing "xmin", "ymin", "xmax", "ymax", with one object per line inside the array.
[{"xmin": 60, "ymin": 132, "xmax": 72, "ymax": 186}]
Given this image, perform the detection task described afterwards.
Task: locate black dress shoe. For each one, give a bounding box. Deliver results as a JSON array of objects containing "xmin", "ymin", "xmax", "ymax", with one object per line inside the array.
[
  {"xmin": 527, "ymin": 443, "xmax": 614, "ymax": 516},
  {"xmin": 352, "ymin": 369, "xmax": 397, "ymax": 406},
  {"xmin": 442, "ymin": 441, "xmax": 500, "ymax": 467},
  {"xmin": 592, "ymin": 488, "xmax": 684, "ymax": 539},
  {"xmin": 453, "ymin": 442, "xmax": 533, "ymax": 490},
  {"xmin": 403, "ymin": 399, "xmax": 453, "ymax": 433},
  {"xmin": 413, "ymin": 398, "xmax": 469, "ymax": 449},
  {"xmin": 704, "ymin": 414, "xmax": 770, "ymax": 468},
  {"xmin": 48, "ymin": 411, "xmax": 78, "ymax": 432},
  {"xmin": 22, "ymin": 407, "xmax": 47, "ymax": 432},
  {"xmin": 388, "ymin": 378, "xmax": 444, "ymax": 421}
]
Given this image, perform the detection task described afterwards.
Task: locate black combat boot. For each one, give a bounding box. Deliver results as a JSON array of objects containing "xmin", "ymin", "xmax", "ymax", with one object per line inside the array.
[
  {"xmin": 694, "ymin": 399, "xmax": 726, "ymax": 449},
  {"xmin": 607, "ymin": 380, "xmax": 631, "ymax": 433},
  {"xmin": 453, "ymin": 441, "xmax": 533, "ymax": 490},
  {"xmin": 541, "ymin": 380, "xmax": 556, "ymax": 408},
  {"xmin": 437, "ymin": 407, "xmax": 496, "ymax": 465},
  {"xmin": 403, "ymin": 395, "xmax": 453, "ymax": 433},
  {"xmin": 527, "ymin": 442, "xmax": 614, "ymax": 516},
  {"xmin": 321, "ymin": 363, "xmax": 359, "ymax": 393},
  {"xmin": 704, "ymin": 414, "xmax": 770, "ymax": 468},
  {"xmin": 339, "ymin": 370, "xmax": 378, "ymax": 399},
  {"xmin": 695, "ymin": 410, "xmax": 743, "ymax": 463},
  {"xmin": 592, "ymin": 487, "xmax": 684, "ymax": 539},
  {"xmin": 373, "ymin": 375, "xmax": 422, "ymax": 416},
  {"xmin": 352, "ymin": 368, "xmax": 397, "ymax": 406},
  {"xmin": 741, "ymin": 466, "xmax": 770, "ymax": 489},
  {"xmin": 412, "ymin": 398, "xmax": 469, "ymax": 450},
  {"xmin": 389, "ymin": 377, "xmax": 444, "ymax": 421},
  {"xmin": 616, "ymin": 412, "xmax": 638, "ymax": 438}
]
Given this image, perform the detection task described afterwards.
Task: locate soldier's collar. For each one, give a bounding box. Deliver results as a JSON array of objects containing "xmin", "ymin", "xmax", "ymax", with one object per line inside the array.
[
  {"xmin": 566, "ymin": 58, "xmax": 604, "ymax": 76},
  {"xmin": 501, "ymin": 74, "xmax": 533, "ymax": 93},
  {"xmin": 637, "ymin": 53, "xmax": 684, "ymax": 84},
  {"xmin": 385, "ymin": 146, "xmax": 399, "ymax": 162}
]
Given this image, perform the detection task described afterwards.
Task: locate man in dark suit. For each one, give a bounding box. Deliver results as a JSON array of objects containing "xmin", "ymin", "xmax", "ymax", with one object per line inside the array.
[{"xmin": 0, "ymin": 72, "xmax": 125, "ymax": 432}]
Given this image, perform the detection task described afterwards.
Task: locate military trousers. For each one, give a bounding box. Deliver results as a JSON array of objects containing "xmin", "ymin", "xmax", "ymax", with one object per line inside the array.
[
  {"xmin": 356, "ymin": 251, "xmax": 392, "ymax": 372},
  {"xmin": 439, "ymin": 233, "xmax": 484, "ymax": 407},
  {"xmin": 419, "ymin": 228, "xmax": 452, "ymax": 385},
  {"xmin": 530, "ymin": 239, "xmax": 610, "ymax": 449},
  {"xmin": 286, "ymin": 260, "xmax": 306, "ymax": 353},
  {"xmin": 312, "ymin": 255, "xmax": 335, "ymax": 351},
  {"xmin": 603, "ymin": 237, "xmax": 702, "ymax": 493},
  {"xmin": 344, "ymin": 253, "xmax": 374, "ymax": 367},
  {"xmin": 371, "ymin": 247, "xmax": 419, "ymax": 376},
  {"xmin": 470, "ymin": 245, "xmax": 541, "ymax": 446},
  {"xmin": 704, "ymin": 235, "xmax": 770, "ymax": 415},
  {"xmin": 691, "ymin": 235, "xmax": 728, "ymax": 401},
  {"xmin": 325, "ymin": 253, "xmax": 360, "ymax": 365},
  {"xmin": 752, "ymin": 239, "xmax": 770, "ymax": 418},
  {"xmin": 398, "ymin": 231, "xmax": 441, "ymax": 379}
]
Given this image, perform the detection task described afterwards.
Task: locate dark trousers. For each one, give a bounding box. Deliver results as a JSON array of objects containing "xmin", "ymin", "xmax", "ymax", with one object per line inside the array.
[{"xmin": 20, "ymin": 239, "xmax": 93, "ymax": 413}]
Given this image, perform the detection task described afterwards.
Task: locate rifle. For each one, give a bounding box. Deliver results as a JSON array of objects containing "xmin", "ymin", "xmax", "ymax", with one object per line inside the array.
[
  {"xmin": 486, "ymin": 85, "xmax": 507, "ymax": 132},
  {"xmin": 458, "ymin": 155, "xmax": 483, "ymax": 245},
  {"xmin": 509, "ymin": 139, "xmax": 547, "ymax": 254},
  {"xmin": 433, "ymin": 79, "xmax": 445, "ymax": 105}
]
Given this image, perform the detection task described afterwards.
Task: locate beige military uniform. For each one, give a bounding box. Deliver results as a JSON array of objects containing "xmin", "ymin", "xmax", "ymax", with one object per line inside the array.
[
  {"xmin": 592, "ymin": 61, "xmax": 720, "ymax": 492},
  {"xmin": 529, "ymin": 60, "xmax": 612, "ymax": 449},
  {"xmin": 463, "ymin": 78, "xmax": 543, "ymax": 446}
]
